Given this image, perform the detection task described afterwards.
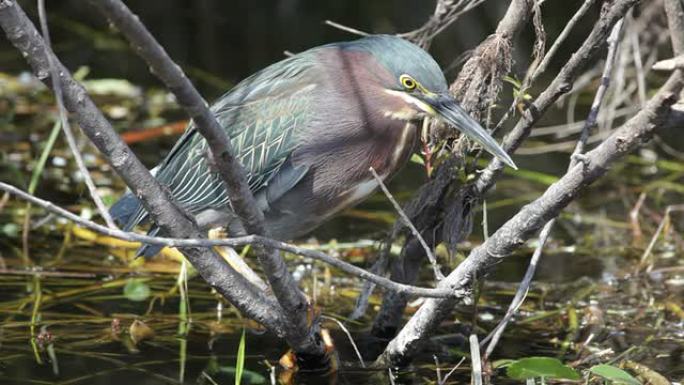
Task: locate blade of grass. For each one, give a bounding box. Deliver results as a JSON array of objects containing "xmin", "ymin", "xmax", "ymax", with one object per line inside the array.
[
  {"xmin": 29, "ymin": 274, "xmax": 43, "ymax": 364},
  {"xmin": 235, "ymin": 328, "xmax": 246, "ymax": 385},
  {"xmin": 22, "ymin": 120, "xmax": 61, "ymax": 266}
]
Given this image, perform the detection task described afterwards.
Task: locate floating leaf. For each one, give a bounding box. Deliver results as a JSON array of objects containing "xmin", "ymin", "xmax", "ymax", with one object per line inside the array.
[
  {"xmin": 589, "ymin": 364, "xmax": 641, "ymax": 385},
  {"xmin": 507, "ymin": 357, "xmax": 580, "ymax": 380},
  {"xmin": 123, "ymin": 278, "xmax": 151, "ymax": 302}
]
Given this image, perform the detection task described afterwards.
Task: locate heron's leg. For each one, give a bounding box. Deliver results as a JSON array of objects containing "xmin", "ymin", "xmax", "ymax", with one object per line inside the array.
[{"xmin": 208, "ymin": 227, "xmax": 269, "ymax": 291}]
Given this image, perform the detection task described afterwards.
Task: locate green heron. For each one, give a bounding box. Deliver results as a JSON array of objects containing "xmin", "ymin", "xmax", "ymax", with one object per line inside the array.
[{"xmin": 111, "ymin": 35, "xmax": 515, "ymax": 256}]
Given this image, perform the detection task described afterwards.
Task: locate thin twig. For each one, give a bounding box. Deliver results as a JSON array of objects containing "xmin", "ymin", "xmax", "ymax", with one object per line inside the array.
[
  {"xmin": 530, "ymin": 0, "xmax": 596, "ymax": 83},
  {"xmin": 481, "ymin": 219, "xmax": 552, "ymax": 358},
  {"xmin": 440, "ymin": 357, "xmax": 467, "ymax": 385},
  {"xmin": 469, "ymin": 334, "xmax": 482, "ymax": 385},
  {"xmin": 574, "ymin": 18, "xmax": 625, "ymax": 156},
  {"xmin": 434, "ymin": 355, "xmax": 443, "ymax": 384},
  {"xmin": 369, "ymin": 167, "xmax": 444, "ymax": 281},
  {"xmin": 321, "ymin": 315, "xmax": 365, "ymax": 368},
  {"xmin": 0, "ymin": 269, "xmax": 96, "ymax": 278},
  {"xmin": 401, "ymin": 0, "xmax": 488, "ymax": 48},
  {"xmin": 653, "ymin": 55, "xmax": 684, "ymax": 71},
  {"xmin": 637, "ymin": 204, "xmax": 684, "ymax": 272},
  {"xmin": 630, "ymin": 29, "xmax": 647, "ymax": 106},
  {"xmin": 36, "ymin": 0, "xmax": 117, "ymax": 230},
  {"xmin": 388, "ymin": 368, "xmax": 397, "ymax": 385},
  {"xmin": 0, "ymin": 191, "xmax": 9, "ymax": 213},
  {"xmin": 323, "ymin": 20, "xmax": 369, "ymax": 36},
  {"xmin": 0, "ymin": 181, "xmax": 456, "ymax": 300}
]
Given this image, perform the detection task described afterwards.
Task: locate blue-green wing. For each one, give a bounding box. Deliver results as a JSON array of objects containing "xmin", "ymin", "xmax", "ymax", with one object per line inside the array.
[{"xmin": 123, "ymin": 53, "xmax": 321, "ymax": 228}]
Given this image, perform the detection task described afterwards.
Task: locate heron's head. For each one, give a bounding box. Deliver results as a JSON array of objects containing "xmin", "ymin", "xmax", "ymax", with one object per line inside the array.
[{"xmin": 346, "ymin": 35, "xmax": 516, "ymax": 169}]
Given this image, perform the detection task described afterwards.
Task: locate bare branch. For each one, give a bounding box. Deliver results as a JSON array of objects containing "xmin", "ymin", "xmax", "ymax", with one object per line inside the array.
[
  {"xmin": 530, "ymin": 0, "xmax": 596, "ymax": 84},
  {"xmin": 321, "ymin": 315, "xmax": 365, "ymax": 367},
  {"xmin": 664, "ymin": 0, "xmax": 684, "ymax": 54},
  {"xmin": 637, "ymin": 205, "xmax": 684, "ymax": 272},
  {"xmin": 481, "ymin": 219, "xmax": 552, "ymax": 358},
  {"xmin": 653, "ymin": 54, "xmax": 684, "ymax": 71},
  {"xmin": 402, "ymin": 0, "xmax": 488, "ymax": 48},
  {"xmin": 88, "ymin": 0, "xmax": 325, "ymax": 361}
]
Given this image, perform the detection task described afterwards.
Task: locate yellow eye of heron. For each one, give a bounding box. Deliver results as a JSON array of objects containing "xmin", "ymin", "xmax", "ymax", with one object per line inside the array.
[{"xmin": 400, "ymin": 75, "xmax": 417, "ymax": 90}]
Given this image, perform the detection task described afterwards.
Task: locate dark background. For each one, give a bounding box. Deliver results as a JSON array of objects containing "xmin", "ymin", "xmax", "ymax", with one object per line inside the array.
[{"xmin": 1, "ymin": 0, "xmax": 596, "ymax": 100}]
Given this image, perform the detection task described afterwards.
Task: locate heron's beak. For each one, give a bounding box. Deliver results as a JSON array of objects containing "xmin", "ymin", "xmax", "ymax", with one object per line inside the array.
[{"xmin": 420, "ymin": 93, "xmax": 517, "ymax": 170}]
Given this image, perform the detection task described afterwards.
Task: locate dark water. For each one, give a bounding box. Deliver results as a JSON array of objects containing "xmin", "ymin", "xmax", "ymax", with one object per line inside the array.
[{"xmin": 1, "ymin": 0, "xmax": 683, "ymax": 384}]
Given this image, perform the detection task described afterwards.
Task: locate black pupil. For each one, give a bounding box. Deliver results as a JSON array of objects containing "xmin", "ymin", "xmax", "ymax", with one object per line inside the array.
[{"xmin": 405, "ymin": 79, "xmax": 414, "ymax": 87}]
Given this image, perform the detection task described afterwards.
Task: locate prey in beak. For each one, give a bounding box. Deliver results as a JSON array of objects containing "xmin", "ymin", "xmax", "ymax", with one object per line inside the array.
[{"xmin": 416, "ymin": 93, "xmax": 517, "ymax": 170}]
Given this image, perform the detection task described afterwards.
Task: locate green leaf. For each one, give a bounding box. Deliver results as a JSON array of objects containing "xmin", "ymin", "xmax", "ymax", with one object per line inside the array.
[
  {"xmin": 492, "ymin": 359, "xmax": 517, "ymax": 369},
  {"xmin": 235, "ymin": 328, "xmax": 246, "ymax": 385},
  {"xmin": 503, "ymin": 75, "xmax": 522, "ymax": 89},
  {"xmin": 507, "ymin": 357, "xmax": 580, "ymax": 380},
  {"xmin": 410, "ymin": 153, "xmax": 425, "ymax": 166},
  {"xmin": 589, "ymin": 364, "xmax": 641, "ymax": 385},
  {"xmin": 123, "ymin": 278, "xmax": 151, "ymax": 302},
  {"xmin": 28, "ymin": 120, "xmax": 61, "ymax": 195},
  {"xmin": 2, "ymin": 223, "xmax": 20, "ymax": 238}
]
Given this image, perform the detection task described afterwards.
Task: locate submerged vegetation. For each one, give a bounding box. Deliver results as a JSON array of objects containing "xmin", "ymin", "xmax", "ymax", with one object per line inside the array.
[{"xmin": 0, "ymin": 0, "xmax": 683, "ymax": 384}]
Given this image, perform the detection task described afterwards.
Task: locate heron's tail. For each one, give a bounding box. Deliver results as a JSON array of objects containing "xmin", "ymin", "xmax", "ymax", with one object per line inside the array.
[
  {"xmin": 110, "ymin": 192, "xmax": 144, "ymax": 231},
  {"xmin": 110, "ymin": 193, "xmax": 162, "ymax": 257}
]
